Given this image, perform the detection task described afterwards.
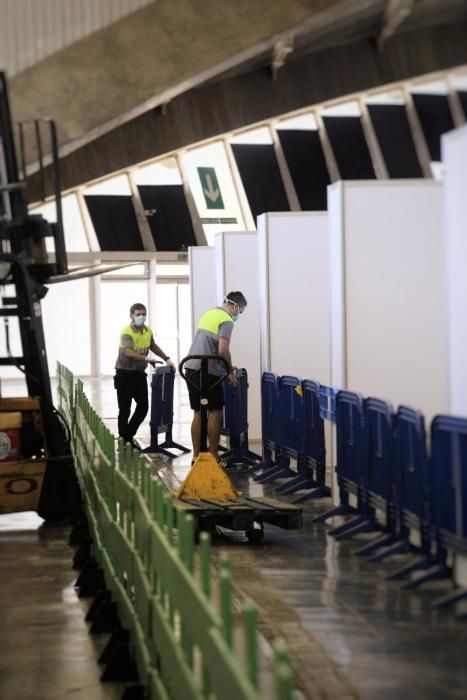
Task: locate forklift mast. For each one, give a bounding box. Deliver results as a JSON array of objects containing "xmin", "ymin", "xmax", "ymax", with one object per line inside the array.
[
  {"xmin": 0, "ymin": 71, "xmax": 79, "ymax": 521},
  {"xmin": 0, "ymin": 71, "xmax": 72, "ymax": 468}
]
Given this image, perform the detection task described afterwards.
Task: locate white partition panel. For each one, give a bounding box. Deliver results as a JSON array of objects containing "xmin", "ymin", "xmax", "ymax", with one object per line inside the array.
[
  {"xmin": 257, "ymin": 212, "xmax": 334, "ymax": 479},
  {"xmin": 189, "ymin": 246, "xmax": 216, "ymax": 339},
  {"xmin": 329, "ymin": 180, "xmax": 448, "ymax": 422},
  {"xmin": 443, "ymin": 125, "xmax": 467, "ymax": 418},
  {"xmin": 257, "ymin": 212, "xmax": 330, "ymax": 382},
  {"xmin": 215, "ymin": 232, "xmax": 261, "ymax": 439}
]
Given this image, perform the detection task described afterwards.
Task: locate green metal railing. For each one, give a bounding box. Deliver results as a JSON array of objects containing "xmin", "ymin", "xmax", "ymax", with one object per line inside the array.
[{"xmin": 56, "ymin": 363, "xmax": 296, "ymax": 700}]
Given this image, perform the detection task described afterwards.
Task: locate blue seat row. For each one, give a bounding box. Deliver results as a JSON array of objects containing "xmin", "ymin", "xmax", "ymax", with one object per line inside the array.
[
  {"xmin": 250, "ymin": 373, "xmax": 329, "ymax": 502},
  {"xmin": 146, "ymin": 366, "xmax": 260, "ymax": 464},
  {"xmin": 220, "ymin": 368, "xmax": 262, "ymax": 466},
  {"xmin": 316, "ymin": 389, "xmax": 467, "ymax": 609},
  {"xmin": 144, "ymin": 366, "xmax": 190, "ymax": 457}
]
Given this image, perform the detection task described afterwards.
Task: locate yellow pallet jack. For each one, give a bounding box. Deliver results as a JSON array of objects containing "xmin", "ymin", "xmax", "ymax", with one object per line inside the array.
[
  {"xmin": 176, "ymin": 354, "xmax": 238, "ymax": 500},
  {"xmin": 173, "ymin": 355, "xmax": 302, "ymax": 543}
]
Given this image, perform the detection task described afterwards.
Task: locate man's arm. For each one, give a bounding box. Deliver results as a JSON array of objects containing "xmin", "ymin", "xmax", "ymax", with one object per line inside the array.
[
  {"xmin": 120, "ymin": 334, "xmax": 167, "ymax": 364},
  {"xmin": 218, "ymin": 337, "xmax": 237, "ymax": 386},
  {"xmin": 149, "ymin": 338, "xmax": 176, "ymax": 369},
  {"xmin": 149, "ymin": 338, "xmax": 170, "ymax": 361},
  {"xmin": 218, "ymin": 337, "xmax": 233, "ymax": 370},
  {"xmin": 122, "ymin": 348, "xmax": 148, "ymax": 362}
]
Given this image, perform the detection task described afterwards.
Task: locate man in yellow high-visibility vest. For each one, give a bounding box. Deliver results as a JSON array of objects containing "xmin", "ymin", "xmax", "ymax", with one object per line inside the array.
[
  {"xmin": 184, "ymin": 291, "xmax": 247, "ymax": 466},
  {"xmin": 114, "ymin": 302, "xmax": 175, "ymax": 449}
]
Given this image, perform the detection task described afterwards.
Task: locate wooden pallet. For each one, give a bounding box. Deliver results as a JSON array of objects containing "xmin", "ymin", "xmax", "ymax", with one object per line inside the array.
[
  {"xmin": 145, "ymin": 454, "xmax": 303, "ymax": 541},
  {"xmin": 177, "ymin": 495, "xmax": 302, "ymax": 533}
]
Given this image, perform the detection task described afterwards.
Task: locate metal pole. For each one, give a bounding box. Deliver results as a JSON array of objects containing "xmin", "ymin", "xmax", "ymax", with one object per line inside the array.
[{"xmin": 200, "ymin": 357, "xmax": 209, "ymax": 452}]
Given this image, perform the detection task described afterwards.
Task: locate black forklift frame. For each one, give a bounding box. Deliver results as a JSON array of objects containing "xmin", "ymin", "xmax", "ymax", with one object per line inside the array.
[{"xmin": 0, "ymin": 71, "xmax": 79, "ymax": 519}]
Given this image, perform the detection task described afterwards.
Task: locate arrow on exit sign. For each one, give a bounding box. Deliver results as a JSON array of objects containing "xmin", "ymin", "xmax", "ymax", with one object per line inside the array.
[{"xmin": 197, "ymin": 167, "xmax": 225, "ymax": 210}]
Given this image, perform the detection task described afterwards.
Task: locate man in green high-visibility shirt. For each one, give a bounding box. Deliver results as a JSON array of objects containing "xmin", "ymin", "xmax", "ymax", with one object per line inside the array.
[
  {"xmin": 114, "ymin": 302, "xmax": 175, "ymax": 449},
  {"xmin": 184, "ymin": 291, "xmax": 247, "ymax": 467}
]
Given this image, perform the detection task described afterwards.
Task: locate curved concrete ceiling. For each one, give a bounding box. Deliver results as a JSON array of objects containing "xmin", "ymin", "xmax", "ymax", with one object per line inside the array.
[
  {"xmin": 8, "ymin": 0, "xmax": 467, "ymax": 197},
  {"xmin": 11, "ymin": 0, "xmax": 345, "ymax": 163}
]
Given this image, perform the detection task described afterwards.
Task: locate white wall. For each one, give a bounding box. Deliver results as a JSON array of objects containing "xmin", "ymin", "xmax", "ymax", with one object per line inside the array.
[
  {"xmin": 443, "ymin": 125, "xmax": 467, "ymax": 418},
  {"xmin": 329, "ymin": 180, "xmax": 448, "ymax": 422},
  {"xmin": 189, "ymin": 246, "xmax": 216, "ymax": 338},
  {"xmin": 257, "ymin": 212, "xmax": 331, "ymax": 383},
  {"xmin": 215, "ymin": 232, "xmax": 261, "ymax": 439}
]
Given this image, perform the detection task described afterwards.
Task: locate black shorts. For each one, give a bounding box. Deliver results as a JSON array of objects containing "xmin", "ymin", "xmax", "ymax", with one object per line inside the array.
[{"xmin": 185, "ymin": 369, "xmax": 224, "ymax": 411}]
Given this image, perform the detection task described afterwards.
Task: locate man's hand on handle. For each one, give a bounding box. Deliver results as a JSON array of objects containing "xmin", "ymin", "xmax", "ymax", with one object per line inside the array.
[
  {"xmin": 146, "ymin": 355, "xmax": 176, "ymax": 372},
  {"xmin": 227, "ymin": 367, "xmax": 238, "ymax": 388}
]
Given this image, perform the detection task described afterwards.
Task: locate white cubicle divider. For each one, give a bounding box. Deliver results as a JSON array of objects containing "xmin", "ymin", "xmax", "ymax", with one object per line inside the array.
[
  {"xmin": 215, "ymin": 231, "xmax": 261, "ymax": 439},
  {"xmin": 442, "ymin": 126, "xmax": 467, "ymax": 590},
  {"xmin": 257, "ymin": 212, "xmax": 333, "ymax": 477},
  {"xmin": 257, "ymin": 212, "xmax": 330, "ymax": 382},
  {"xmin": 188, "ymin": 246, "xmax": 216, "ymax": 339},
  {"xmin": 328, "ymin": 180, "xmax": 449, "ymax": 423},
  {"xmin": 442, "ymin": 126, "xmax": 467, "ymax": 588},
  {"xmin": 443, "ymin": 125, "xmax": 467, "ymax": 418}
]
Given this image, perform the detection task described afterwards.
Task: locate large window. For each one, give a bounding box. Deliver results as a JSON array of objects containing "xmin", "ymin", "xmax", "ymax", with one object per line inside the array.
[
  {"xmin": 182, "ymin": 141, "xmax": 248, "ymax": 244},
  {"xmin": 230, "ymin": 127, "xmax": 289, "ymax": 222},
  {"xmin": 276, "ymin": 113, "xmax": 330, "ymax": 210},
  {"xmin": 42, "ymin": 277, "xmax": 91, "ymax": 376},
  {"xmin": 321, "ymin": 101, "xmax": 376, "ymax": 179}
]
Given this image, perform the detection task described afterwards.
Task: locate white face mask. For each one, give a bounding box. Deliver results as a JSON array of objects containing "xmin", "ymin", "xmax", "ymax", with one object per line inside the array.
[
  {"xmin": 225, "ymin": 298, "xmax": 245, "ymax": 321},
  {"xmin": 133, "ymin": 315, "xmax": 146, "ymax": 326}
]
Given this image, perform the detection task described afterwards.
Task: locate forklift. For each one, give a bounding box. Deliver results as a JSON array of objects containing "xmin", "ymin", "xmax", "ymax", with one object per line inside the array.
[{"xmin": 0, "ymin": 71, "xmax": 79, "ymax": 521}]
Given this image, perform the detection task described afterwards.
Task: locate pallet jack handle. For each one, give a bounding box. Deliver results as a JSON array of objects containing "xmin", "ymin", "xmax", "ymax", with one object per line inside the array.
[{"xmin": 179, "ymin": 354, "xmax": 230, "ymax": 452}]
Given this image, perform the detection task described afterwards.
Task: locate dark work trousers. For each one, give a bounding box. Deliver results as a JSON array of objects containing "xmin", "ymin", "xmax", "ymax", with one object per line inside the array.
[{"xmin": 114, "ymin": 369, "xmax": 149, "ymax": 442}]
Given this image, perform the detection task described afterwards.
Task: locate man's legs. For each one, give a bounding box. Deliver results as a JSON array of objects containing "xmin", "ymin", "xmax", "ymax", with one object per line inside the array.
[
  {"xmin": 116, "ymin": 372, "xmax": 133, "ymax": 441},
  {"xmin": 191, "ymin": 411, "xmax": 201, "ymax": 457},
  {"xmin": 186, "ymin": 371, "xmax": 223, "ymax": 460},
  {"xmin": 190, "ymin": 409, "xmax": 222, "ymax": 459},
  {"xmin": 127, "ymin": 373, "xmax": 149, "ymax": 440},
  {"xmin": 207, "ymin": 409, "xmax": 223, "ymax": 459}
]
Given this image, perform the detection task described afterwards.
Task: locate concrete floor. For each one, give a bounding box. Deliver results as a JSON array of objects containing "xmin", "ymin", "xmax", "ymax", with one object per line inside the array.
[
  {"xmin": 1, "ymin": 375, "xmax": 467, "ymax": 699},
  {"xmin": 0, "ymin": 512, "xmax": 123, "ymax": 700}
]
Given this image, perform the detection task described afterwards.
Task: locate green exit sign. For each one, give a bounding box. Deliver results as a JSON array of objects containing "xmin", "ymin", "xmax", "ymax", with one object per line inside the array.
[{"xmin": 197, "ymin": 167, "xmax": 225, "ymax": 210}]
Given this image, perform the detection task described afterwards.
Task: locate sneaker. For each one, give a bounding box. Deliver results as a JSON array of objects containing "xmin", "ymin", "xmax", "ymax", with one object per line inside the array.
[{"xmin": 217, "ymin": 457, "xmax": 231, "ymax": 470}]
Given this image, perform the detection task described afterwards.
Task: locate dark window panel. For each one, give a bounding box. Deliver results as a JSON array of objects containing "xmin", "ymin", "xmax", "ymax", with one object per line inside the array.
[
  {"xmin": 84, "ymin": 194, "xmax": 143, "ymax": 251},
  {"xmin": 322, "ymin": 115, "xmax": 376, "ymax": 179},
  {"xmin": 411, "ymin": 93, "xmax": 454, "ymax": 162},
  {"xmin": 231, "ymin": 143, "xmax": 289, "ymax": 222},
  {"xmin": 457, "ymin": 91, "xmax": 467, "ymax": 119},
  {"xmin": 138, "ymin": 184, "xmax": 197, "ymax": 251},
  {"xmin": 277, "ymin": 129, "xmax": 330, "ymax": 210},
  {"xmin": 367, "ymin": 104, "xmax": 423, "ymax": 178}
]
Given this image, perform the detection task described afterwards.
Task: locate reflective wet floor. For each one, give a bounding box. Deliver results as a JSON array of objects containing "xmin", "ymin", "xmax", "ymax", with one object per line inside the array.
[
  {"xmin": 0, "ymin": 512, "xmax": 123, "ymax": 700},
  {"xmin": 1, "ymin": 376, "xmax": 467, "ymax": 699}
]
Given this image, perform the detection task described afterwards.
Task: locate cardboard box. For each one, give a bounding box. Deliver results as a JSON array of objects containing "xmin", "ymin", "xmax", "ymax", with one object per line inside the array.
[
  {"xmin": 0, "ymin": 459, "xmax": 47, "ymax": 513},
  {"xmin": 0, "ymin": 413, "xmax": 22, "ymax": 462}
]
